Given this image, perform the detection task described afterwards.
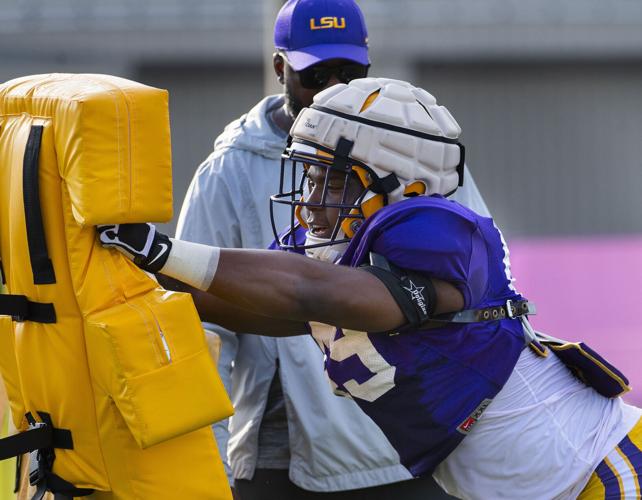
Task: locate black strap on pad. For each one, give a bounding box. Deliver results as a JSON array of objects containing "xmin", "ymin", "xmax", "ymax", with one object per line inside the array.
[
  {"xmin": 0, "ymin": 412, "xmax": 72, "ymax": 463},
  {"xmin": 0, "ymin": 412, "xmax": 92, "ymax": 499},
  {"xmin": 23, "ymin": 125, "xmax": 56, "ymax": 285},
  {"xmin": 0, "ymin": 294, "xmax": 56, "ymax": 323},
  {"xmin": 361, "ymin": 252, "xmax": 437, "ymax": 332}
]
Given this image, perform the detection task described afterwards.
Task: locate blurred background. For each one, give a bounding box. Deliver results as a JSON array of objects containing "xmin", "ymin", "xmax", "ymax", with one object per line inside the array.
[{"xmin": 1, "ymin": 0, "xmax": 640, "ymax": 403}]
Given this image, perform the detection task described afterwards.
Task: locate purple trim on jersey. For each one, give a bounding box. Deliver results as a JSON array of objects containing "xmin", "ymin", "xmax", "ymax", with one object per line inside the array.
[{"xmin": 619, "ymin": 434, "xmax": 642, "ymax": 471}]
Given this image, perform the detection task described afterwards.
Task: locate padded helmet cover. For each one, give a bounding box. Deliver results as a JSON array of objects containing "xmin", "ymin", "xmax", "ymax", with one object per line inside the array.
[{"xmin": 290, "ymin": 77, "xmax": 464, "ymax": 198}]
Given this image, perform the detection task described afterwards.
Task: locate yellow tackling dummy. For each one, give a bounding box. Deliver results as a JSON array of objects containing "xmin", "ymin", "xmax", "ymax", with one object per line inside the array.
[{"xmin": 0, "ymin": 74, "xmax": 233, "ymax": 499}]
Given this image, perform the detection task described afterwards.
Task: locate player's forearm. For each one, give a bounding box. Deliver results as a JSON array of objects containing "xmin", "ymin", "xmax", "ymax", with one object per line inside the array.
[
  {"xmin": 163, "ymin": 239, "xmax": 465, "ymax": 332},
  {"xmin": 209, "ymin": 248, "xmax": 335, "ymax": 322},
  {"xmin": 157, "ymin": 273, "xmax": 308, "ymax": 337},
  {"xmin": 159, "ymin": 239, "xmax": 388, "ymax": 328},
  {"xmin": 207, "ymin": 247, "xmax": 409, "ymax": 332}
]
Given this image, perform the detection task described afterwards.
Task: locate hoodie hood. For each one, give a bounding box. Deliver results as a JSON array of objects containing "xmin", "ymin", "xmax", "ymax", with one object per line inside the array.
[{"xmin": 213, "ymin": 94, "xmax": 289, "ymax": 160}]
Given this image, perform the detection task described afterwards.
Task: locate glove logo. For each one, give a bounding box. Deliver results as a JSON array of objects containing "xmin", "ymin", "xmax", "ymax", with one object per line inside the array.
[{"xmin": 147, "ymin": 243, "xmax": 169, "ymax": 267}]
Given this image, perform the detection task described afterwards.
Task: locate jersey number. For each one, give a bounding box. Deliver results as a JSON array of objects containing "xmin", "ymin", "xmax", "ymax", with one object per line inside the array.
[{"xmin": 310, "ymin": 323, "xmax": 396, "ymax": 403}]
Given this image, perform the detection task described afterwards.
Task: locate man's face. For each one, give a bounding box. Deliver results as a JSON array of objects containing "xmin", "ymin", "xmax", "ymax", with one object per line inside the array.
[
  {"xmin": 275, "ymin": 54, "xmax": 369, "ymax": 118},
  {"xmin": 304, "ymin": 164, "xmax": 364, "ymax": 239}
]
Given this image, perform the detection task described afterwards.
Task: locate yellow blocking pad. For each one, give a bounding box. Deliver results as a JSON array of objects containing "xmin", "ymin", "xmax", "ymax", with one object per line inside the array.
[
  {"xmin": 0, "ymin": 74, "xmax": 233, "ymax": 498},
  {"xmin": 0, "ymin": 73, "xmax": 173, "ymax": 225},
  {"xmin": 84, "ymin": 291, "xmax": 233, "ymax": 449}
]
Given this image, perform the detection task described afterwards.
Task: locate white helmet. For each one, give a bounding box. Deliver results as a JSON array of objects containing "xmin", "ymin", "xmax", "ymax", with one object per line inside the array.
[{"xmin": 270, "ymin": 77, "xmax": 465, "ymax": 260}]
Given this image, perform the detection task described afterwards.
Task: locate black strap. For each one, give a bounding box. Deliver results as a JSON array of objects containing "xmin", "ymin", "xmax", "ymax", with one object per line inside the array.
[
  {"xmin": 363, "ymin": 252, "xmax": 535, "ymax": 330},
  {"xmin": 0, "ymin": 258, "xmax": 5, "ymax": 284},
  {"xmin": 0, "ymin": 425, "xmax": 53, "ymax": 461},
  {"xmin": 23, "ymin": 125, "xmax": 56, "ymax": 285},
  {"xmin": 432, "ymin": 299, "xmax": 536, "ymax": 324},
  {"xmin": 0, "ymin": 412, "xmax": 89, "ymax": 499},
  {"xmin": 14, "ymin": 453, "xmax": 22, "ymax": 493},
  {"xmin": 362, "ymin": 253, "xmax": 437, "ymax": 332},
  {"xmin": 0, "ymin": 294, "xmax": 56, "ymax": 323},
  {"xmin": 369, "ymin": 173, "xmax": 401, "ymax": 195},
  {"xmin": 34, "ymin": 473, "xmax": 92, "ymax": 499},
  {"xmin": 0, "ymin": 413, "xmax": 73, "ymax": 462},
  {"xmin": 457, "ymin": 144, "xmax": 466, "ymax": 187},
  {"xmin": 333, "ymin": 137, "xmax": 354, "ymax": 171}
]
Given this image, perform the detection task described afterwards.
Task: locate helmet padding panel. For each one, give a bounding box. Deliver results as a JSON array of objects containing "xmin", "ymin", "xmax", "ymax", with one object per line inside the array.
[
  {"xmin": 291, "ymin": 78, "xmax": 461, "ymax": 194},
  {"xmin": 291, "ymin": 77, "xmax": 463, "ymax": 197}
]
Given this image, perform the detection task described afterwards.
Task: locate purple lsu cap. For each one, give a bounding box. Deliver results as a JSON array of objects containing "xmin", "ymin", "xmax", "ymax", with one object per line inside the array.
[{"xmin": 274, "ymin": 0, "xmax": 369, "ymax": 71}]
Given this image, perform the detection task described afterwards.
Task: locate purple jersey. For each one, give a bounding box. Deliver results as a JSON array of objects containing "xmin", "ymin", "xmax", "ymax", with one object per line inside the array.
[{"xmin": 309, "ymin": 195, "xmax": 527, "ymax": 476}]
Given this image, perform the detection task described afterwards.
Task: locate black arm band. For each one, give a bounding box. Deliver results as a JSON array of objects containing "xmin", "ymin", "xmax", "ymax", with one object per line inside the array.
[{"xmin": 361, "ymin": 253, "xmax": 437, "ymax": 332}]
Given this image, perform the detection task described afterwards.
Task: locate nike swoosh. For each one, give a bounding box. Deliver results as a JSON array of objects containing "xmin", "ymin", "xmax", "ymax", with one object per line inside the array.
[{"xmin": 147, "ymin": 243, "xmax": 169, "ymax": 266}]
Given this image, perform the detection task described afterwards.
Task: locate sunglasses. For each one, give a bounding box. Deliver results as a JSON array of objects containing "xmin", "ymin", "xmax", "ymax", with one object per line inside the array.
[{"xmin": 295, "ymin": 62, "xmax": 370, "ymax": 89}]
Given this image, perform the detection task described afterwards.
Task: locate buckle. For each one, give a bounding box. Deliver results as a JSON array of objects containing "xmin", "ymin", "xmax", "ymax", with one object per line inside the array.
[
  {"xmin": 26, "ymin": 420, "xmax": 50, "ymax": 486},
  {"xmin": 28, "ymin": 449, "xmax": 44, "ymax": 486},
  {"xmin": 506, "ymin": 299, "xmax": 515, "ymax": 319}
]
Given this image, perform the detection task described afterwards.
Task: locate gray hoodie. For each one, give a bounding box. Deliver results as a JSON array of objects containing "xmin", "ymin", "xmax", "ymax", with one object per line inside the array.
[{"xmin": 176, "ymin": 95, "xmax": 489, "ymax": 491}]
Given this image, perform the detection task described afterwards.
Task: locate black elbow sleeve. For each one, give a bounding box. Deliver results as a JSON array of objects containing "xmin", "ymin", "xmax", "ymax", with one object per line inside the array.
[{"xmin": 361, "ymin": 253, "xmax": 437, "ymax": 332}]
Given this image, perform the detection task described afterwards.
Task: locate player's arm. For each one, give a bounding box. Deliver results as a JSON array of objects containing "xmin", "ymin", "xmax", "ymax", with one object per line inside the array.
[
  {"xmin": 208, "ymin": 248, "xmax": 462, "ymax": 333},
  {"xmin": 98, "ymin": 224, "xmax": 463, "ymax": 334},
  {"xmin": 157, "ymin": 274, "xmax": 309, "ymax": 337}
]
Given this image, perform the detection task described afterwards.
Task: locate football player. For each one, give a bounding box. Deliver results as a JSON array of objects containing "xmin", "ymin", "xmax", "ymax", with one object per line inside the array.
[{"xmin": 99, "ymin": 78, "xmax": 642, "ymax": 499}]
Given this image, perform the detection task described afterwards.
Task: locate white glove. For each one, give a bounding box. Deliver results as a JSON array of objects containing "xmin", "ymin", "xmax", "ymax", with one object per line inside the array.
[{"xmin": 97, "ymin": 223, "xmax": 172, "ymax": 273}]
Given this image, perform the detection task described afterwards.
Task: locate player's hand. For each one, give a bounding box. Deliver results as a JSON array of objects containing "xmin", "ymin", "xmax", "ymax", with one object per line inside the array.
[{"xmin": 97, "ymin": 223, "xmax": 172, "ymax": 273}]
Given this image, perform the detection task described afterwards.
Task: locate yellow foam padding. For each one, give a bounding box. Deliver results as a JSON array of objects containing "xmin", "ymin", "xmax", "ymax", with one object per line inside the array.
[
  {"xmin": 307, "ymin": 148, "xmax": 334, "ymax": 164},
  {"xmin": 85, "ymin": 291, "xmax": 233, "ymax": 449},
  {"xmin": 404, "ymin": 181, "xmax": 426, "ymax": 196},
  {"xmin": 0, "ymin": 316, "xmax": 24, "ymax": 430},
  {"xmin": 0, "ymin": 73, "xmax": 173, "ymax": 225},
  {"xmin": 295, "ymin": 203, "xmax": 309, "ymax": 228},
  {"xmin": 0, "ymin": 74, "xmax": 233, "ymax": 498},
  {"xmin": 359, "ymin": 89, "xmax": 380, "ymax": 113},
  {"xmin": 341, "ymin": 165, "xmax": 384, "ymax": 238}
]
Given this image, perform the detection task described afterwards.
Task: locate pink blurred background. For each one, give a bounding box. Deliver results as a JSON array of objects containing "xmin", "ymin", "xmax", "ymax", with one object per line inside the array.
[{"xmin": 510, "ymin": 236, "xmax": 642, "ymax": 406}]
